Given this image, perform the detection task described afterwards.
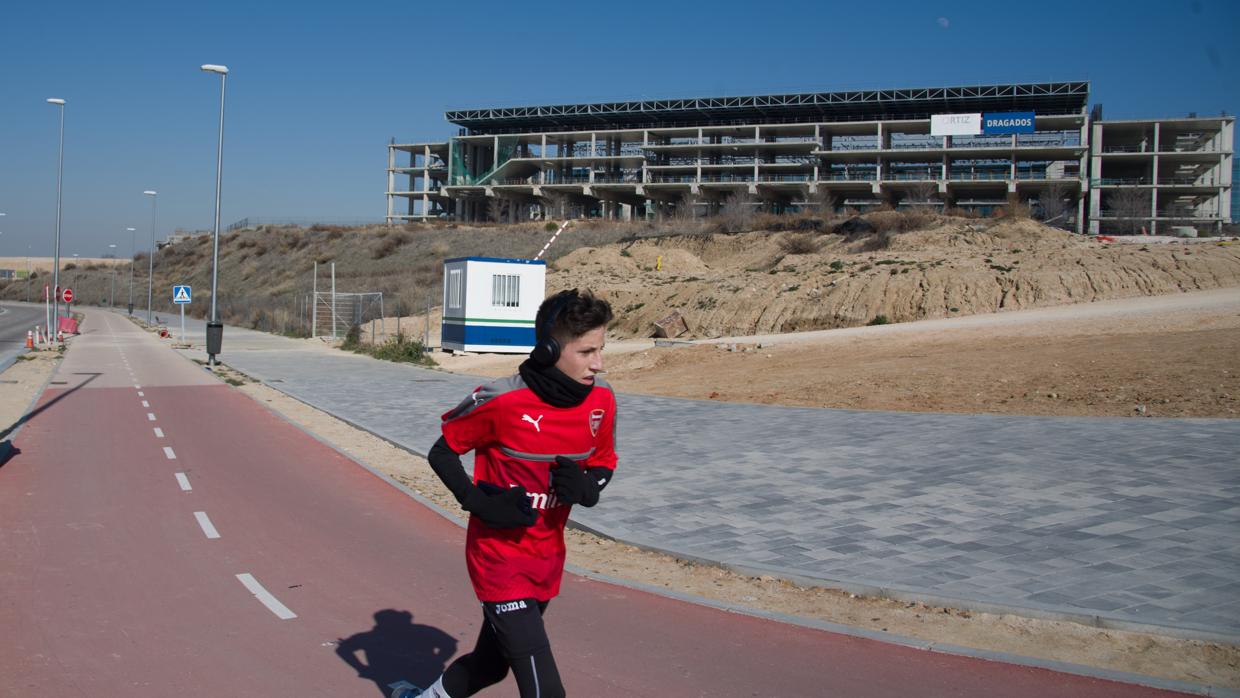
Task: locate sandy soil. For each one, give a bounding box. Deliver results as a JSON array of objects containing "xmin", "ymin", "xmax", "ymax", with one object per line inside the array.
[
  {"xmin": 425, "ymin": 289, "xmax": 1240, "ymax": 419},
  {"xmin": 0, "ymin": 257, "xmax": 126, "ymax": 275},
  {"xmin": 544, "ymin": 220, "xmax": 1240, "ymax": 340},
  {"xmin": 224, "ymin": 376, "xmax": 1239, "ymax": 689}
]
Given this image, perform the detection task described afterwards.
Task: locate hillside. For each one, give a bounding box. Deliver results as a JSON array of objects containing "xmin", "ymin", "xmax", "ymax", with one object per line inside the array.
[
  {"xmin": 549, "ymin": 218, "xmax": 1240, "ymax": 338},
  {"xmin": 3, "ymin": 215, "xmax": 1239, "ymax": 340}
]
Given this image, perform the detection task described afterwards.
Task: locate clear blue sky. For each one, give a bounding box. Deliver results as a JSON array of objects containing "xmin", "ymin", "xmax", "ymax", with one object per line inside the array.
[{"xmin": 1, "ymin": 0, "xmax": 1236, "ymax": 259}]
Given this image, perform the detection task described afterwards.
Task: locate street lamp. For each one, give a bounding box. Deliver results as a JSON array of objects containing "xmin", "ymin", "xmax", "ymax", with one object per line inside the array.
[
  {"xmin": 201, "ymin": 63, "xmax": 228, "ymax": 365},
  {"xmin": 144, "ymin": 190, "xmax": 157, "ymax": 324},
  {"xmin": 126, "ymin": 227, "xmax": 136, "ymax": 314},
  {"xmin": 108, "ymin": 244, "xmax": 117, "ymax": 306},
  {"xmin": 47, "ymin": 98, "xmax": 66, "ymax": 332},
  {"xmin": 71, "ymin": 254, "xmax": 79, "ymax": 307}
]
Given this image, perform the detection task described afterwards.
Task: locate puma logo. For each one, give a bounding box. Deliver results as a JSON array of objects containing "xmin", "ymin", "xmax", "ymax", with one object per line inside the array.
[{"xmin": 521, "ymin": 414, "xmax": 544, "ymax": 432}]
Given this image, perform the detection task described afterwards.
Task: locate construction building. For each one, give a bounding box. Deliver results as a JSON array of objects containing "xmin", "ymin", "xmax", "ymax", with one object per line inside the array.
[{"xmin": 386, "ymin": 82, "xmax": 1234, "ymax": 235}]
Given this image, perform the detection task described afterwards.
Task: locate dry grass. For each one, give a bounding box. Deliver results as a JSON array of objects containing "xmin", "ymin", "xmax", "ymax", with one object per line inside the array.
[{"xmin": 0, "ymin": 209, "xmax": 1069, "ymax": 333}]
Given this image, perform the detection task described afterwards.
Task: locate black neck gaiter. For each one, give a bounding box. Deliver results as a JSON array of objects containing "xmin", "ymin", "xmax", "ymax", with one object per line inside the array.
[{"xmin": 519, "ymin": 359, "xmax": 593, "ymax": 408}]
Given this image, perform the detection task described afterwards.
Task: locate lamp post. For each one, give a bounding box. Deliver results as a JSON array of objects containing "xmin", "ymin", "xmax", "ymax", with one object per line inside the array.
[
  {"xmin": 144, "ymin": 190, "xmax": 157, "ymax": 324},
  {"xmin": 126, "ymin": 227, "xmax": 136, "ymax": 314},
  {"xmin": 201, "ymin": 63, "xmax": 228, "ymax": 365},
  {"xmin": 47, "ymin": 98, "xmax": 66, "ymax": 331},
  {"xmin": 71, "ymin": 254, "xmax": 79, "ymax": 311},
  {"xmin": 107, "ymin": 244, "xmax": 117, "ymax": 306}
]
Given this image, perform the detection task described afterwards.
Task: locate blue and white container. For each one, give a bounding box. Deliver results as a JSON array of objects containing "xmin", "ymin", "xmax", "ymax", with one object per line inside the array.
[{"xmin": 441, "ymin": 256, "xmax": 546, "ymax": 353}]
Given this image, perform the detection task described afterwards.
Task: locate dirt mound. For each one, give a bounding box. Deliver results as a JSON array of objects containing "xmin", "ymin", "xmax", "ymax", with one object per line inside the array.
[{"xmin": 549, "ymin": 219, "xmax": 1240, "ymax": 339}]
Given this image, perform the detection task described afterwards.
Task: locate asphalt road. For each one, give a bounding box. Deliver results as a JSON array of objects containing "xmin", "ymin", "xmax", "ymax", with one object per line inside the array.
[
  {"xmin": 0, "ymin": 302, "xmax": 47, "ymax": 372},
  {"xmin": 0, "ymin": 308, "xmax": 1196, "ymax": 697}
]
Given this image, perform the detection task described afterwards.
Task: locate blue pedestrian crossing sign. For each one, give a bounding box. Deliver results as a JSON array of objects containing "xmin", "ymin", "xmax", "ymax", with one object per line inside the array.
[{"xmin": 173, "ymin": 285, "xmax": 192, "ymax": 304}]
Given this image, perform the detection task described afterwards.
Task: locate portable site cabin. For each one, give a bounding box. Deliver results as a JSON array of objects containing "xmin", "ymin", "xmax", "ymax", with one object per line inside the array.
[{"xmin": 441, "ymin": 256, "xmax": 546, "ymax": 353}]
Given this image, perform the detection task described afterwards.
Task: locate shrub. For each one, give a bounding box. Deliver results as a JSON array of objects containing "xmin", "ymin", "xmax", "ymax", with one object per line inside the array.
[
  {"xmin": 343, "ymin": 331, "xmax": 432, "ymax": 365},
  {"xmin": 371, "ymin": 233, "xmax": 409, "ymax": 260},
  {"xmin": 340, "ymin": 324, "xmax": 363, "ymax": 350},
  {"xmin": 829, "ymin": 260, "xmax": 844, "ymax": 271},
  {"xmin": 867, "ymin": 315, "xmax": 891, "ymax": 326},
  {"xmin": 545, "ymin": 221, "xmax": 559, "ymax": 232},
  {"xmin": 63, "ymin": 263, "xmax": 77, "ymax": 271},
  {"xmin": 865, "ymin": 210, "xmax": 933, "ymax": 235},
  {"xmin": 778, "ymin": 233, "xmax": 818, "ymax": 255}
]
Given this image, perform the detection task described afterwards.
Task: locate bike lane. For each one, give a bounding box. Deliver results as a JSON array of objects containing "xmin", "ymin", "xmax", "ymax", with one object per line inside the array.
[{"xmin": 0, "ymin": 309, "xmax": 1196, "ymax": 697}]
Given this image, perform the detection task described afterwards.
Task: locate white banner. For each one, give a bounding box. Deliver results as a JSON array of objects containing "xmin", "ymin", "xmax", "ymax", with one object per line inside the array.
[{"xmin": 931, "ymin": 113, "xmax": 982, "ymax": 137}]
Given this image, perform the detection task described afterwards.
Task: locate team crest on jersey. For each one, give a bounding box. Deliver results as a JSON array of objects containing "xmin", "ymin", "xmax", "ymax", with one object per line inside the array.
[{"xmin": 589, "ymin": 409, "xmax": 605, "ymax": 436}]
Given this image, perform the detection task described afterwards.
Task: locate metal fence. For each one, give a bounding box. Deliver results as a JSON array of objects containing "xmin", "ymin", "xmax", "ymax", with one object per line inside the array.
[{"xmin": 312, "ymin": 291, "xmax": 384, "ymax": 340}]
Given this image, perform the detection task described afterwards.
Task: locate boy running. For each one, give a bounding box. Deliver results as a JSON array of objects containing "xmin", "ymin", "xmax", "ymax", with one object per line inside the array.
[{"xmin": 419, "ymin": 289, "xmax": 617, "ymax": 698}]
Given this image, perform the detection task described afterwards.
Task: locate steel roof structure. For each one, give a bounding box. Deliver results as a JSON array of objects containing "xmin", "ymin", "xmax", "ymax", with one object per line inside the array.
[{"xmin": 446, "ymin": 82, "xmax": 1090, "ymax": 134}]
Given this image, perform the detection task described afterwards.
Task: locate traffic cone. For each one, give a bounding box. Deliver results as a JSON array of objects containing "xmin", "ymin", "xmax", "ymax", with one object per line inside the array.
[{"xmin": 26, "ymin": 330, "xmax": 34, "ymax": 349}]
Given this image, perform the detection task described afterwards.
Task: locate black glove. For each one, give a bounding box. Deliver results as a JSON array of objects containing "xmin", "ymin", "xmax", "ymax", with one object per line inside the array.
[
  {"xmin": 551, "ymin": 456, "xmax": 602, "ymax": 507},
  {"xmin": 463, "ymin": 481, "xmax": 537, "ymax": 528}
]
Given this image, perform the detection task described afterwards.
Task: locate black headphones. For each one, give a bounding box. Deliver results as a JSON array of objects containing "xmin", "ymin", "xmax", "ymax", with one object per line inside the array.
[{"xmin": 530, "ymin": 290, "xmax": 579, "ymax": 367}]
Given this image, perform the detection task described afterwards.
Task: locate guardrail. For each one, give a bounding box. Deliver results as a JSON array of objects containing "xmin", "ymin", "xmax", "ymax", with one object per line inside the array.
[
  {"xmin": 823, "ymin": 172, "xmax": 877, "ymax": 181},
  {"xmin": 1091, "ymin": 178, "xmax": 1151, "ymax": 185},
  {"xmin": 756, "ymin": 174, "xmax": 811, "ymax": 182},
  {"xmin": 949, "ymin": 172, "xmax": 1010, "ymax": 181}
]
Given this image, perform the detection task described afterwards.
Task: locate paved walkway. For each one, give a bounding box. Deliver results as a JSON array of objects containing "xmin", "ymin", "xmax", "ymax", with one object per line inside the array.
[{"xmin": 145, "ymin": 309, "xmax": 1240, "ymax": 641}]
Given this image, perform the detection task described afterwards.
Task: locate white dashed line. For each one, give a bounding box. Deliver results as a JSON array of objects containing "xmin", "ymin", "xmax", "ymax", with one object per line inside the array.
[
  {"xmin": 134, "ymin": 385, "xmax": 141, "ymax": 390},
  {"xmin": 175, "ymin": 473, "xmax": 192, "ymax": 491},
  {"xmin": 163, "ymin": 446, "xmax": 177, "ymax": 460},
  {"xmin": 138, "ymin": 391, "xmax": 144, "ymax": 397},
  {"xmin": 147, "ymin": 413, "xmax": 157, "ymax": 421},
  {"xmin": 154, "ymin": 428, "xmax": 165, "ymax": 438},
  {"xmin": 142, "ymin": 400, "xmax": 150, "ymax": 408},
  {"xmin": 194, "ymin": 512, "xmax": 220, "ymax": 539},
  {"xmin": 236, "ymin": 574, "xmax": 297, "ymax": 620}
]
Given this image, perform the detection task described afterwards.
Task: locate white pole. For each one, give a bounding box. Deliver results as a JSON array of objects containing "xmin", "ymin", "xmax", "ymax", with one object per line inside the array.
[
  {"xmin": 311, "ymin": 262, "xmax": 317, "ymax": 338},
  {"xmin": 180, "ymin": 303, "xmax": 185, "ymax": 342},
  {"xmin": 331, "ymin": 262, "xmax": 337, "ymax": 340},
  {"xmin": 49, "ymin": 99, "xmax": 66, "ymax": 330},
  {"xmin": 208, "ymin": 71, "xmax": 226, "ymax": 325},
  {"xmin": 145, "ymin": 191, "xmax": 157, "ymax": 323}
]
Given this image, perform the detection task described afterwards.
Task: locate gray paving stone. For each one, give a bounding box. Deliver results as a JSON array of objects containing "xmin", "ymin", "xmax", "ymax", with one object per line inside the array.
[{"xmin": 175, "ymin": 320, "xmax": 1240, "ymax": 638}]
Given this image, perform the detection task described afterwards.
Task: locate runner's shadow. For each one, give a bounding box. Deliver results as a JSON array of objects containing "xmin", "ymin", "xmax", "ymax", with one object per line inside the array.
[{"xmin": 336, "ymin": 609, "xmax": 457, "ymax": 697}]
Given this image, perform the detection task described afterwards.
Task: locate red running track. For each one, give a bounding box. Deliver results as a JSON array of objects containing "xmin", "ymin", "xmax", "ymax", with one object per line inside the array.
[{"xmin": 0, "ymin": 310, "xmax": 1195, "ymax": 697}]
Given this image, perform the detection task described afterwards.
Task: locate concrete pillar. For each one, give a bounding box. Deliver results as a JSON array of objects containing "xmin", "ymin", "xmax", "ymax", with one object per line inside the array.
[
  {"xmin": 697, "ymin": 128, "xmax": 703, "ymax": 183},
  {"xmin": 386, "ymin": 145, "xmax": 396, "ymax": 222}
]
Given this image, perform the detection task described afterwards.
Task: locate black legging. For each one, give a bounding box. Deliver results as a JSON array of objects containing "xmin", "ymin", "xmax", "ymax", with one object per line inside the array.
[{"xmin": 441, "ymin": 599, "xmax": 565, "ymax": 698}]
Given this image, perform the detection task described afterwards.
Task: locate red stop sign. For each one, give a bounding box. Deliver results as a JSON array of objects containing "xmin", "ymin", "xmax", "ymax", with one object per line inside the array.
[{"xmin": 62, "ymin": 288, "xmax": 74, "ymax": 304}]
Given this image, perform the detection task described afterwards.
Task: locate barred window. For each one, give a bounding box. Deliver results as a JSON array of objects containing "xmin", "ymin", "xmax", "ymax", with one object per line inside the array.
[
  {"xmin": 491, "ymin": 274, "xmax": 520, "ymax": 308},
  {"xmin": 448, "ymin": 269, "xmax": 462, "ymax": 309}
]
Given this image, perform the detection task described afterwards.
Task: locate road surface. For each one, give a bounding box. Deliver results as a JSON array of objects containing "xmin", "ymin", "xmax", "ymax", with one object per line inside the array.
[
  {"xmin": 0, "ymin": 302, "xmax": 47, "ymax": 372},
  {"xmin": 0, "ymin": 308, "xmax": 1196, "ymax": 696}
]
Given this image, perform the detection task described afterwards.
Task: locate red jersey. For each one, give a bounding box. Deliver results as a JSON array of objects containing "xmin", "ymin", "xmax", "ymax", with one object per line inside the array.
[{"xmin": 441, "ymin": 374, "xmax": 618, "ymax": 602}]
